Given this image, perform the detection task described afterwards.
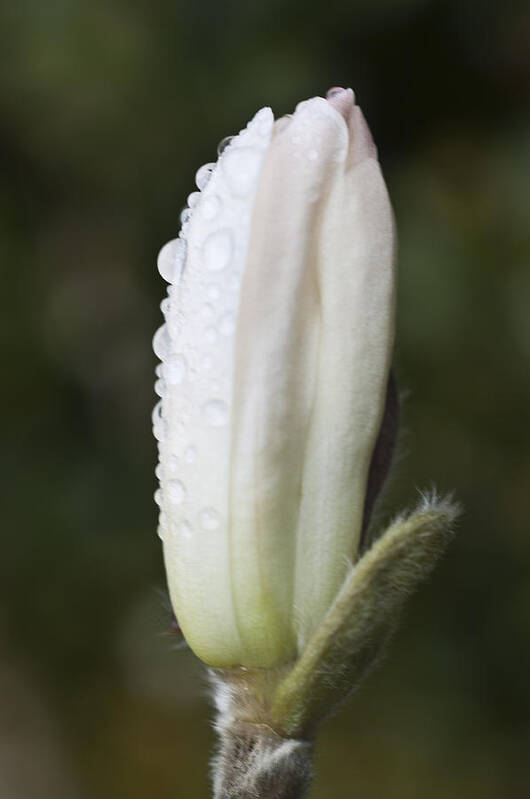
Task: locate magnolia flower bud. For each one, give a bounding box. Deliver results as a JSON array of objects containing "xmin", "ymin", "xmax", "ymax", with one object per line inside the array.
[
  {"xmin": 153, "ymin": 88, "xmax": 396, "ymax": 670},
  {"xmin": 154, "ymin": 89, "xmax": 461, "ymax": 799}
]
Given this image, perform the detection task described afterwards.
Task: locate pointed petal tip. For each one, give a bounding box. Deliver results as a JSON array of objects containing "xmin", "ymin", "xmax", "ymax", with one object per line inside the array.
[{"xmin": 326, "ymin": 87, "xmax": 355, "ymax": 121}]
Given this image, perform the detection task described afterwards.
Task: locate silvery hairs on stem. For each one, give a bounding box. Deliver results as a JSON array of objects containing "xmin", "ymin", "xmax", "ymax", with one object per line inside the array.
[{"xmin": 152, "ymin": 86, "xmax": 460, "ymax": 799}]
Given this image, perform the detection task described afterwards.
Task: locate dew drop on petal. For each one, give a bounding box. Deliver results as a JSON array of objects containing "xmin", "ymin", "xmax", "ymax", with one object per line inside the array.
[
  {"xmin": 157, "ymin": 238, "xmax": 187, "ymax": 284},
  {"xmin": 178, "ymin": 520, "xmax": 193, "ymax": 540},
  {"xmin": 187, "ymin": 191, "xmax": 201, "ymax": 207},
  {"xmin": 228, "ymin": 272, "xmax": 240, "ymax": 292},
  {"xmin": 201, "ymin": 194, "xmax": 221, "ymax": 221},
  {"xmin": 168, "ymin": 455, "xmax": 179, "ymax": 474},
  {"xmin": 157, "ymin": 511, "xmax": 168, "ymax": 540},
  {"xmin": 219, "ymin": 312, "xmax": 235, "ymax": 336},
  {"xmin": 155, "ymin": 463, "xmax": 163, "ymax": 480},
  {"xmin": 195, "ymin": 162, "xmax": 216, "ymax": 191},
  {"xmin": 154, "ymin": 488, "xmax": 162, "ymax": 506},
  {"xmin": 217, "ymin": 135, "xmax": 234, "ymax": 156},
  {"xmin": 201, "ymin": 354, "xmax": 214, "ymax": 371},
  {"xmin": 184, "ymin": 446, "xmax": 197, "ymax": 463},
  {"xmin": 222, "ymin": 148, "xmax": 261, "ymax": 197},
  {"xmin": 199, "ymin": 507, "xmax": 220, "ymax": 530},
  {"xmin": 275, "ymin": 114, "xmax": 293, "ymax": 134},
  {"xmin": 152, "ymin": 401, "xmax": 164, "ymax": 426},
  {"xmin": 153, "ymin": 325, "xmax": 170, "ymax": 360},
  {"xmin": 153, "ymin": 421, "xmax": 167, "ymax": 442},
  {"xmin": 202, "ymin": 229, "xmax": 233, "ymax": 272},
  {"xmin": 326, "ymin": 87, "xmax": 344, "ymax": 99},
  {"xmin": 167, "ymin": 479, "xmax": 186, "ymax": 505},
  {"xmin": 165, "ymin": 353, "xmax": 187, "ymax": 385},
  {"xmin": 180, "ymin": 207, "xmax": 192, "ymax": 226},
  {"xmin": 203, "ymin": 399, "xmax": 228, "ymax": 427},
  {"xmin": 154, "ymin": 378, "xmax": 166, "ymax": 397},
  {"xmin": 205, "ymin": 326, "xmax": 218, "ymax": 344}
]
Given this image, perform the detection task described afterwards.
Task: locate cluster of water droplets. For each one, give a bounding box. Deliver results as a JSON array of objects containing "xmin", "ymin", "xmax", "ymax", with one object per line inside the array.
[{"xmin": 152, "ymin": 106, "xmax": 274, "ymax": 546}]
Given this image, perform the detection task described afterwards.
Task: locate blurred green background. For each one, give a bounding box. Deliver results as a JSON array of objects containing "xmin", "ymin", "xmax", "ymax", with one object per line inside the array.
[{"xmin": 1, "ymin": 0, "xmax": 529, "ymax": 796}]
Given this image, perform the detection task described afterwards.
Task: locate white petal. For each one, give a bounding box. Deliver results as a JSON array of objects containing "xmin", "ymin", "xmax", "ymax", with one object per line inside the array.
[
  {"xmin": 159, "ymin": 106, "xmax": 275, "ymax": 666},
  {"xmin": 293, "ymin": 119, "xmax": 396, "ymax": 647},
  {"xmin": 229, "ymin": 99, "xmax": 352, "ymax": 666}
]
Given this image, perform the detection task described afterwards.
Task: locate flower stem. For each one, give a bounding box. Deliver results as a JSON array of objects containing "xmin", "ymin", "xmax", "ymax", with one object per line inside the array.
[{"xmin": 212, "ymin": 720, "xmax": 313, "ymax": 799}]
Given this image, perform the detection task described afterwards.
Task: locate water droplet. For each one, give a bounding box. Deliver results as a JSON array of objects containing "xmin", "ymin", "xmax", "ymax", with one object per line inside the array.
[
  {"xmin": 153, "ymin": 326, "xmax": 172, "ymax": 363},
  {"xmin": 295, "ymin": 100, "xmax": 311, "ymax": 113},
  {"xmin": 187, "ymin": 191, "xmax": 201, "ymax": 207},
  {"xmin": 207, "ymin": 284, "xmax": 220, "ymax": 301},
  {"xmin": 153, "ymin": 325, "xmax": 170, "ymax": 360},
  {"xmin": 199, "ymin": 507, "xmax": 220, "ymax": 530},
  {"xmin": 178, "ymin": 520, "xmax": 193, "ymax": 540},
  {"xmin": 157, "ymin": 510, "xmax": 168, "ymax": 539},
  {"xmin": 153, "ymin": 421, "xmax": 166, "ymax": 442},
  {"xmin": 160, "ymin": 297, "xmax": 170, "ymax": 316},
  {"xmin": 154, "ymin": 488, "xmax": 162, "ymax": 506},
  {"xmin": 326, "ymin": 87, "xmax": 344, "ymax": 99},
  {"xmin": 184, "ymin": 446, "xmax": 197, "ymax": 463},
  {"xmin": 201, "ymin": 194, "xmax": 221, "ymax": 221},
  {"xmin": 165, "ymin": 353, "xmax": 187, "ymax": 385},
  {"xmin": 217, "ymin": 135, "xmax": 234, "ymax": 156},
  {"xmin": 155, "ymin": 364, "xmax": 163, "ymax": 378},
  {"xmin": 201, "ymin": 354, "xmax": 214, "ymax": 371},
  {"xmin": 219, "ymin": 312, "xmax": 235, "ymax": 336},
  {"xmin": 228, "ymin": 272, "xmax": 240, "ymax": 292},
  {"xmin": 152, "ymin": 402, "xmax": 167, "ymax": 441},
  {"xmin": 167, "ymin": 479, "xmax": 186, "ymax": 505},
  {"xmin": 203, "ymin": 399, "xmax": 228, "ymax": 427},
  {"xmin": 205, "ymin": 326, "xmax": 218, "ymax": 343},
  {"xmin": 180, "ymin": 207, "xmax": 192, "ymax": 226},
  {"xmin": 254, "ymin": 109, "xmax": 273, "ymax": 136},
  {"xmin": 168, "ymin": 455, "xmax": 179, "ymax": 473},
  {"xmin": 222, "ymin": 147, "xmax": 261, "ymax": 197},
  {"xmin": 157, "ymin": 238, "xmax": 187, "ymax": 284},
  {"xmin": 155, "ymin": 463, "xmax": 163, "ymax": 480},
  {"xmin": 167, "ymin": 314, "xmax": 181, "ymax": 340},
  {"xmin": 154, "ymin": 378, "xmax": 166, "ymax": 397},
  {"xmin": 202, "ymin": 229, "xmax": 233, "ymax": 272},
  {"xmin": 195, "ymin": 162, "xmax": 216, "ymax": 191},
  {"xmin": 275, "ymin": 114, "xmax": 293, "ymax": 134},
  {"xmin": 152, "ymin": 401, "xmax": 164, "ymax": 426}
]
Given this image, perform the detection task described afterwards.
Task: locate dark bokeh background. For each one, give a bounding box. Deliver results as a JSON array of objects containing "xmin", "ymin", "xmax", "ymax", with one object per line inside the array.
[{"xmin": 1, "ymin": 1, "xmax": 529, "ymax": 796}]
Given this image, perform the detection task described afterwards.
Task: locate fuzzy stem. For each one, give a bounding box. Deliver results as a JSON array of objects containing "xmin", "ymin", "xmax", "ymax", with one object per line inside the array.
[{"xmin": 212, "ymin": 720, "xmax": 313, "ymax": 799}]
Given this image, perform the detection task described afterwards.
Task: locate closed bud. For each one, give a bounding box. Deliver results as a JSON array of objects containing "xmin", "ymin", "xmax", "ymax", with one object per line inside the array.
[{"xmin": 153, "ymin": 89, "xmax": 459, "ymax": 796}]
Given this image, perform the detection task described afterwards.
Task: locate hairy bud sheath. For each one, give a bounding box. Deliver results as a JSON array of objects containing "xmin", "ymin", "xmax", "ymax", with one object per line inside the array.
[{"xmin": 153, "ymin": 89, "xmax": 396, "ymax": 669}]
